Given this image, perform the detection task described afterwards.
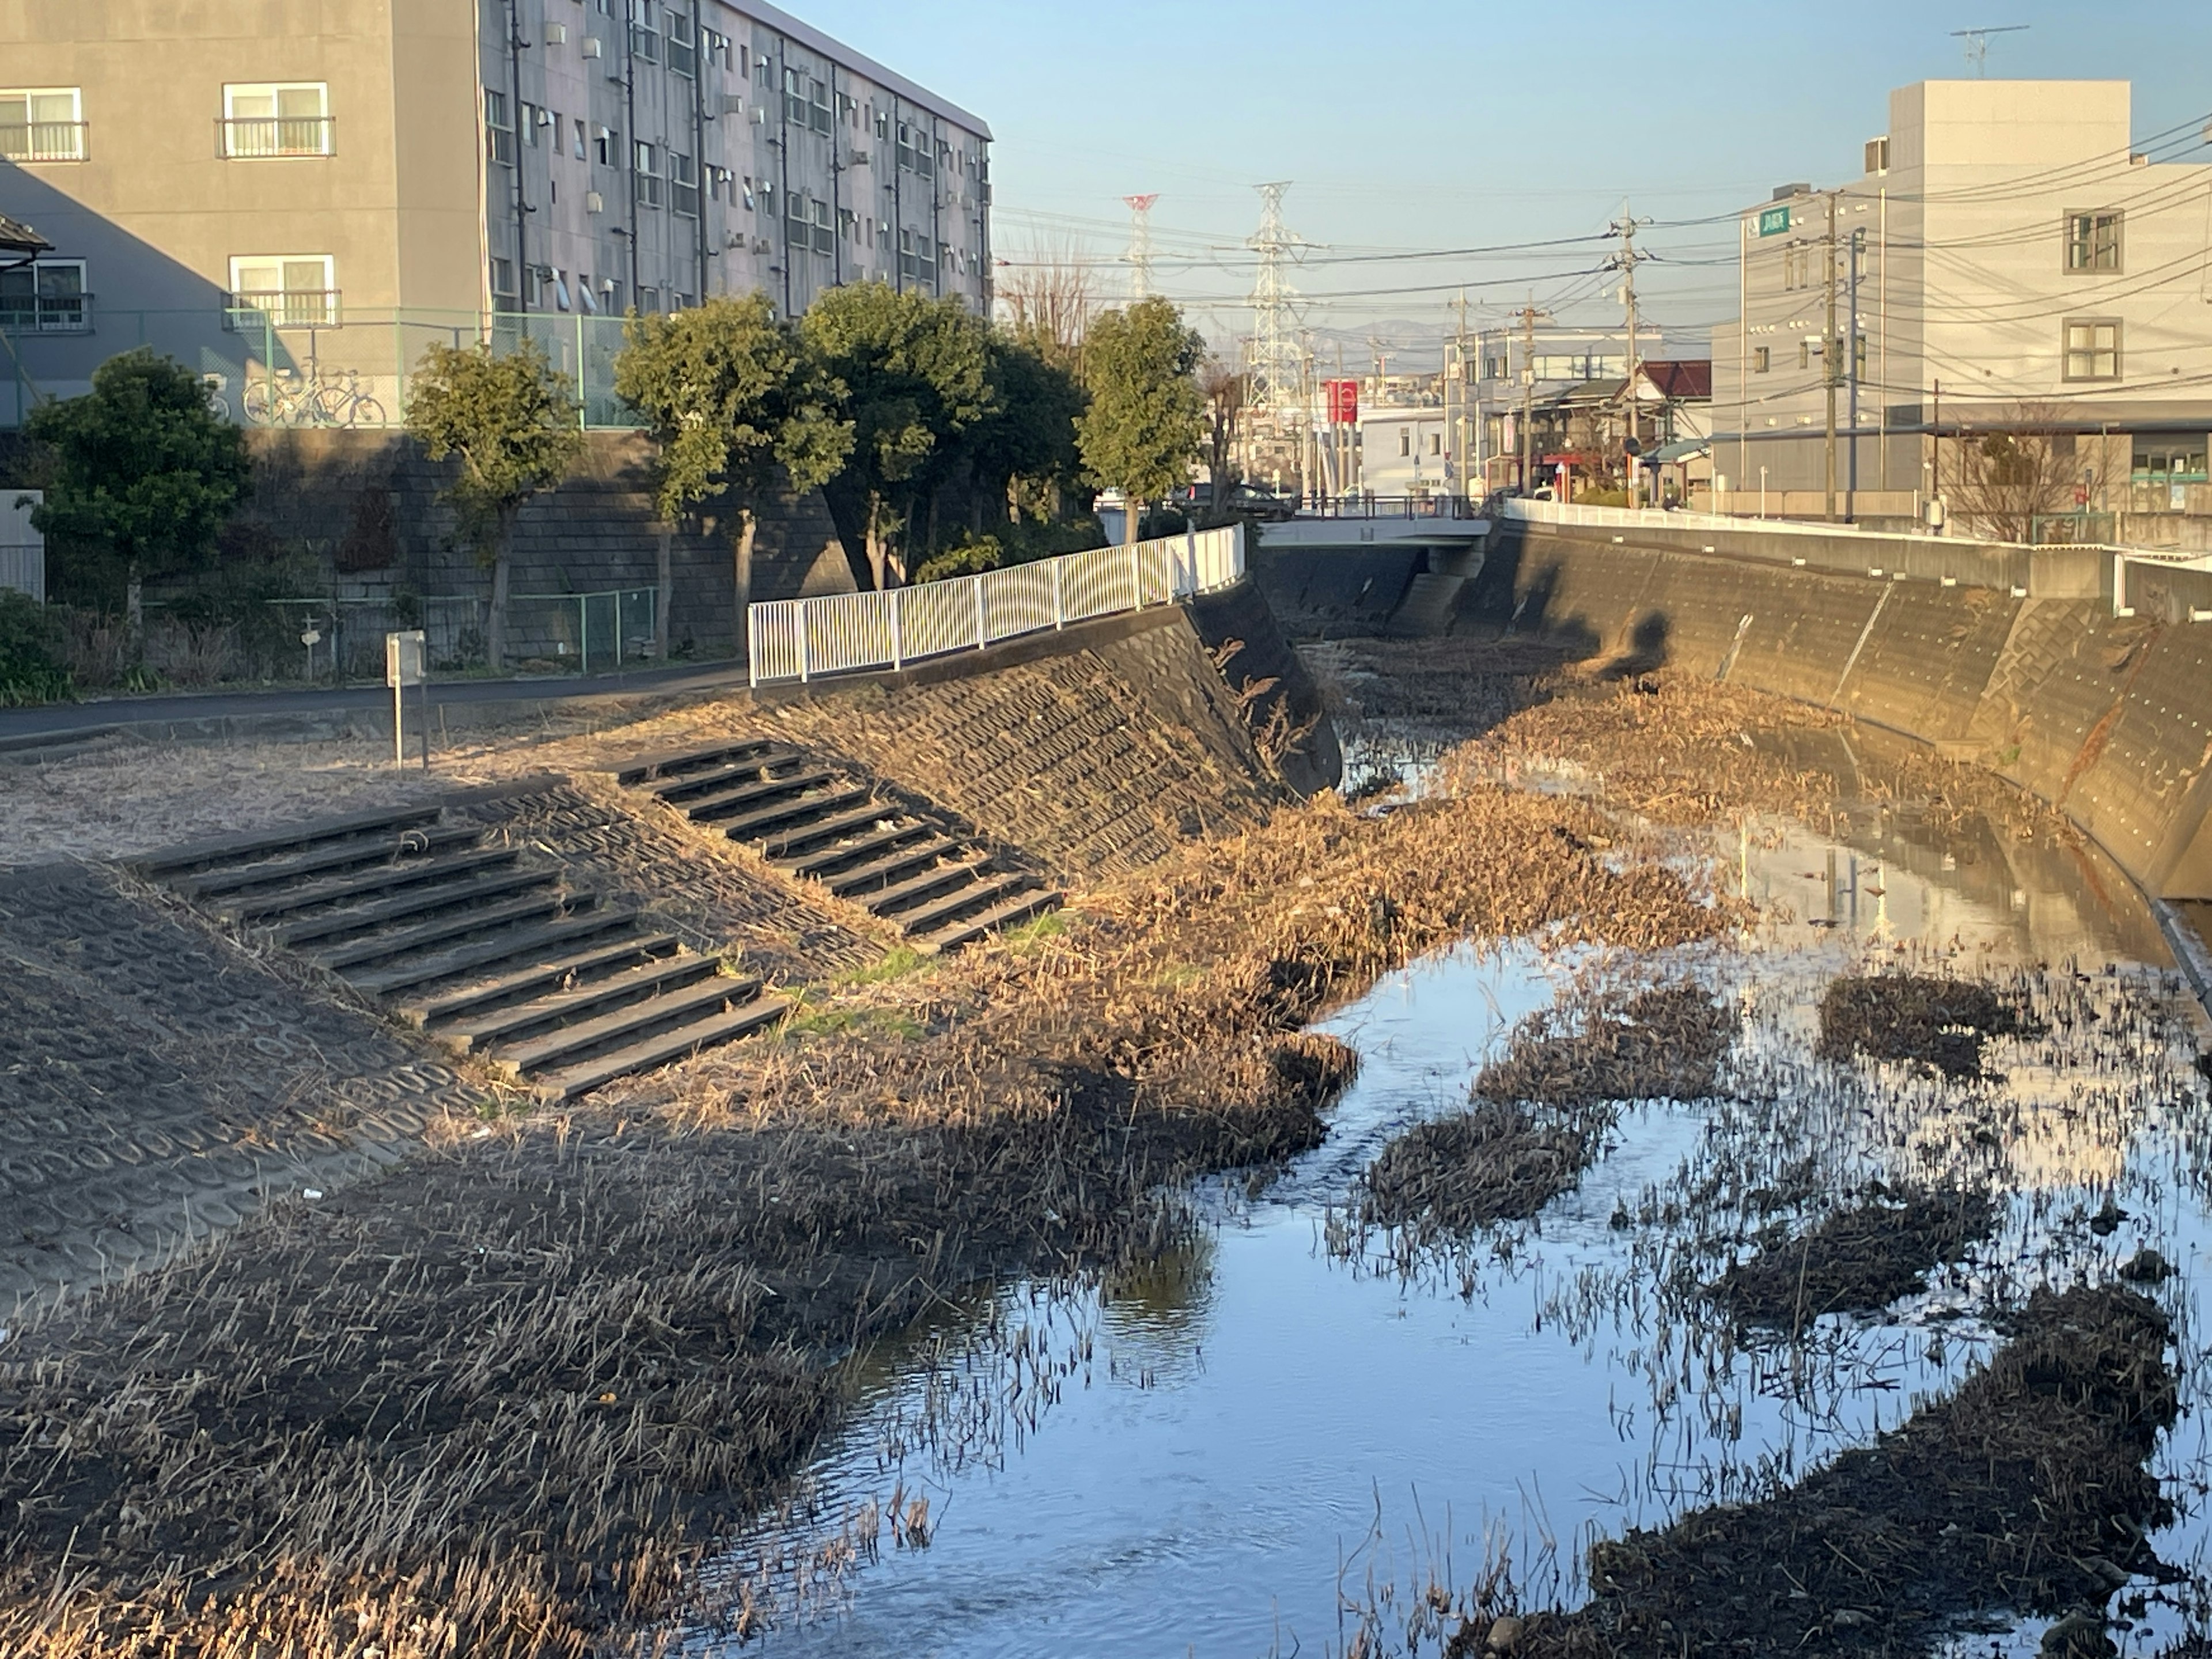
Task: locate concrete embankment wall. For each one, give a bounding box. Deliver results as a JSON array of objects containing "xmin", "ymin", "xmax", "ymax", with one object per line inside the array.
[
  {"xmin": 1479, "ymin": 518, "xmax": 2212, "ymax": 901},
  {"xmin": 752, "ymin": 597, "xmax": 1306, "ymax": 882}
]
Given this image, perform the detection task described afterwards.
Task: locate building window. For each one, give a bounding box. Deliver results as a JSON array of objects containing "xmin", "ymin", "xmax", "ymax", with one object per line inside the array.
[
  {"xmin": 809, "ymin": 79, "xmax": 831, "ymax": 135},
  {"xmin": 1752, "ymin": 346, "xmax": 1771, "ymax": 374},
  {"xmin": 2065, "ymin": 210, "xmax": 2123, "ymax": 274},
  {"xmin": 704, "ymin": 28, "xmax": 732, "ymax": 72},
  {"xmin": 741, "ymin": 173, "xmax": 756, "ymax": 211},
  {"xmin": 628, "ymin": 0, "xmax": 660, "ymax": 62},
  {"xmin": 633, "ymin": 141, "xmax": 661, "ymax": 207},
  {"xmin": 2063, "ymin": 318, "xmax": 2121, "ymax": 380},
  {"xmin": 898, "ymin": 226, "xmax": 935, "ymax": 284},
  {"xmin": 874, "ymin": 109, "xmax": 891, "ymax": 141},
  {"xmin": 1398, "ymin": 429, "xmax": 1411, "ymax": 457},
  {"xmin": 2133, "ymin": 437, "xmax": 2210, "ymax": 483},
  {"xmin": 876, "ymin": 217, "xmax": 891, "ymax": 251},
  {"xmin": 227, "ymin": 254, "xmax": 338, "ymax": 325},
  {"xmin": 1799, "ymin": 339, "xmax": 1812, "ymax": 369},
  {"xmin": 485, "ymin": 90, "xmax": 514, "ymax": 164},
  {"xmin": 1429, "ymin": 432, "xmax": 1442, "ymax": 456},
  {"xmin": 0, "ymin": 257, "xmax": 88, "ymax": 332},
  {"xmin": 783, "ymin": 67, "xmax": 806, "ymax": 125},
  {"xmin": 520, "ymin": 100, "xmax": 543, "ymax": 146},
  {"xmin": 838, "ymin": 206, "xmax": 857, "ymax": 241},
  {"xmin": 490, "ymin": 257, "xmax": 516, "ymax": 300},
  {"xmin": 593, "ymin": 124, "xmax": 615, "ymax": 166},
  {"xmin": 895, "ymin": 121, "xmax": 933, "ymax": 179},
  {"xmin": 666, "ymin": 10, "xmax": 695, "ymax": 75},
  {"xmin": 670, "ymin": 150, "xmax": 698, "ymax": 217},
  {"xmin": 1864, "ymin": 136, "xmax": 1889, "ymax": 175},
  {"xmin": 638, "ymin": 285, "xmax": 660, "ymax": 314},
  {"xmin": 573, "ymin": 118, "xmax": 588, "ymax": 160},
  {"xmin": 220, "ymin": 83, "xmax": 332, "ymax": 158},
  {"xmin": 0, "ymin": 88, "xmax": 86, "ymax": 161},
  {"xmin": 707, "ymin": 164, "xmax": 733, "ymax": 202}
]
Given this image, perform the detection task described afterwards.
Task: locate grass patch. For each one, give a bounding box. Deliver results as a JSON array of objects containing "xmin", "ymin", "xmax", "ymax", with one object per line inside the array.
[{"xmin": 831, "ymin": 945, "xmax": 932, "ymax": 987}]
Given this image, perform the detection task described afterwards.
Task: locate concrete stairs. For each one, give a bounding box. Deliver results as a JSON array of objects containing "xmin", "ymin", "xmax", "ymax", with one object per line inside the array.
[
  {"xmin": 616, "ymin": 737, "xmax": 1060, "ymax": 953},
  {"xmin": 138, "ymin": 802, "xmax": 787, "ymax": 1101}
]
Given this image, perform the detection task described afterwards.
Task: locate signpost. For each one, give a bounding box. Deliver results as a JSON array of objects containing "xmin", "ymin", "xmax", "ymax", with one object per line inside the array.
[
  {"xmin": 385, "ymin": 629, "xmax": 429, "ymax": 771},
  {"xmin": 1757, "ymin": 205, "xmax": 1792, "ymax": 237},
  {"xmin": 1324, "ymin": 378, "xmax": 1359, "ymax": 425}
]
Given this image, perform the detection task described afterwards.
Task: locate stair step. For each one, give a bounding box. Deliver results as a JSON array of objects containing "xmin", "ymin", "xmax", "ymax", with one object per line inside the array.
[
  {"xmin": 918, "ymin": 888, "xmax": 1063, "ymax": 956},
  {"xmin": 491, "ymin": 972, "xmax": 762, "ymax": 1075},
  {"xmin": 348, "ymin": 908, "xmax": 642, "ymax": 996},
  {"xmin": 271, "ymin": 867, "xmax": 559, "ymax": 949},
  {"xmin": 783, "ymin": 821, "xmax": 937, "ymax": 878},
  {"xmin": 223, "ymin": 847, "xmax": 519, "ymax": 921},
  {"xmin": 860, "ymin": 857, "xmax": 988, "ymax": 918},
  {"xmin": 175, "ymin": 824, "xmax": 484, "ymax": 899},
  {"xmin": 613, "ymin": 737, "xmax": 783, "ymax": 787},
  {"xmin": 531, "ymin": 996, "xmax": 794, "ymax": 1103},
  {"xmin": 894, "ymin": 870, "xmax": 1033, "ymax": 936},
  {"xmin": 815, "ymin": 835, "xmax": 964, "ymax": 897},
  {"xmin": 650, "ymin": 748, "xmax": 805, "ymax": 802},
  {"xmin": 139, "ymin": 804, "xmax": 445, "ymax": 877},
  {"xmin": 677, "ymin": 768, "xmax": 833, "ymax": 822},
  {"xmin": 313, "ymin": 892, "xmax": 588, "ymax": 973},
  {"xmin": 397, "ymin": 931, "xmax": 681, "ymax": 1026},
  {"xmin": 444, "ymin": 955, "xmax": 744, "ymax": 1051},
  {"xmin": 719, "ymin": 786, "xmax": 873, "ymax": 842},
  {"xmin": 757, "ymin": 801, "xmax": 899, "ymax": 858}
]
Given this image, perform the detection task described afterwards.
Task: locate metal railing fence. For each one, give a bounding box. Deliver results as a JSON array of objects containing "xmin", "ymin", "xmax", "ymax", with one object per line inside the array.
[
  {"xmin": 507, "ymin": 588, "xmax": 658, "ymax": 674},
  {"xmin": 748, "ymin": 524, "xmax": 1245, "ymax": 686}
]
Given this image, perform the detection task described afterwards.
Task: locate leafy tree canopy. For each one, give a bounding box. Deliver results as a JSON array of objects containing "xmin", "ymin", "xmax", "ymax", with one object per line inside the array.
[
  {"xmin": 404, "ymin": 339, "xmax": 584, "ymax": 556},
  {"xmin": 1075, "ymin": 297, "xmax": 1205, "ymax": 512},
  {"xmin": 613, "ymin": 293, "xmax": 851, "ymax": 523},
  {"xmin": 800, "ymin": 282, "xmax": 996, "ymax": 581},
  {"xmin": 25, "ymin": 347, "xmax": 251, "ymax": 603},
  {"xmin": 970, "ymin": 334, "xmax": 1085, "ymax": 519}
]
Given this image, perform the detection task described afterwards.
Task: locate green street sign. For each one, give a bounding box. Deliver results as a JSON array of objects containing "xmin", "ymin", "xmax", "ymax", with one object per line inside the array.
[{"xmin": 1758, "ymin": 205, "xmax": 1793, "ymax": 237}]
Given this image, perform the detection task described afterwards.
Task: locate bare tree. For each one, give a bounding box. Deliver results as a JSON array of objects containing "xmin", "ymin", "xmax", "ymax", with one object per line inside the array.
[
  {"xmin": 1199, "ymin": 357, "xmax": 1246, "ymax": 487},
  {"xmin": 995, "ymin": 234, "xmax": 1094, "ymax": 369},
  {"xmin": 1944, "ymin": 402, "xmax": 2079, "ymax": 544}
]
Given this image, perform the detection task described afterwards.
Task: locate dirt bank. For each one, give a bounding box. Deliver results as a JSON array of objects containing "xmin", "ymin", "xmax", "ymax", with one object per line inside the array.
[
  {"xmin": 1818, "ymin": 972, "xmax": 2044, "ymax": 1081},
  {"xmin": 1707, "ymin": 1185, "xmax": 2000, "ymax": 1332},
  {"xmin": 1451, "ymin": 1282, "xmax": 2178, "ymax": 1658},
  {"xmin": 0, "ymin": 781, "xmax": 1738, "ymax": 1658}
]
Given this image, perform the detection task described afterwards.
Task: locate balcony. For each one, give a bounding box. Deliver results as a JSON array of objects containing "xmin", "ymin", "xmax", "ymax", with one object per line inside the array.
[
  {"xmin": 0, "ymin": 120, "xmax": 88, "ymax": 162},
  {"xmin": 224, "ymin": 289, "xmax": 342, "ymax": 329},
  {"xmin": 218, "ymin": 115, "xmax": 335, "ymax": 158},
  {"xmin": 0, "ymin": 289, "xmax": 91, "ymax": 333}
]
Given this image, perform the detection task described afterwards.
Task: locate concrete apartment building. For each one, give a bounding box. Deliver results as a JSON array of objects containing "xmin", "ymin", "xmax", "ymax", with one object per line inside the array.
[
  {"xmin": 0, "ymin": 0, "xmax": 991, "ymax": 425},
  {"xmin": 1710, "ymin": 79, "xmax": 2212, "ymax": 540}
]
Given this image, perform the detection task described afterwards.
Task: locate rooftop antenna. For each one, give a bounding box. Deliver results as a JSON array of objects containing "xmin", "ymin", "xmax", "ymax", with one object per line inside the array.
[
  {"xmin": 1950, "ymin": 24, "xmax": 2028, "ymax": 76},
  {"xmin": 1120, "ymin": 194, "xmax": 1158, "ymax": 300}
]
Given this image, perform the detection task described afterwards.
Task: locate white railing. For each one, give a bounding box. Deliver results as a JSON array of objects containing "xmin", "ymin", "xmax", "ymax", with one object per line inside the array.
[{"xmin": 747, "ymin": 524, "xmax": 1245, "ymax": 686}]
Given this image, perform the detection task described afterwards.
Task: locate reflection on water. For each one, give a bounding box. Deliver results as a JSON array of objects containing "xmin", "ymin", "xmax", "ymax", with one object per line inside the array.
[{"xmin": 699, "ymin": 801, "xmax": 2212, "ymax": 1658}]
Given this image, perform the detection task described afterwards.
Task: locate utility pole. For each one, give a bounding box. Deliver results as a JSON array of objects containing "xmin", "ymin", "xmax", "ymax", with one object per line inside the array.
[
  {"xmin": 1607, "ymin": 203, "xmax": 1649, "ymax": 499},
  {"xmin": 1823, "ymin": 191, "xmax": 1839, "ymax": 523},
  {"xmin": 1846, "ymin": 225, "xmax": 1863, "ymax": 520},
  {"xmin": 1449, "ymin": 289, "xmax": 1471, "ymax": 502},
  {"xmin": 1512, "ymin": 300, "xmax": 1549, "ymax": 493}
]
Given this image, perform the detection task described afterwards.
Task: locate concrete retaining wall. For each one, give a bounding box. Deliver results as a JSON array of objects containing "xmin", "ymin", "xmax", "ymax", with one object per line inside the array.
[{"xmin": 1482, "ymin": 518, "xmax": 2212, "ymax": 900}]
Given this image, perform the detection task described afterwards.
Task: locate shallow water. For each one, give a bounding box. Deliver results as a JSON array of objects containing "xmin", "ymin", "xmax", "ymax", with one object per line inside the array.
[{"xmin": 705, "ymin": 808, "xmax": 2212, "ymax": 1658}]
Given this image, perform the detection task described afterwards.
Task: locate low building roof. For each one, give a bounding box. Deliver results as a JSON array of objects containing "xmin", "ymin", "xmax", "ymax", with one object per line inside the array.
[
  {"xmin": 0, "ymin": 214, "xmax": 51, "ymax": 260},
  {"xmin": 1638, "ymin": 359, "xmax": 1713, "ymax": 400}
]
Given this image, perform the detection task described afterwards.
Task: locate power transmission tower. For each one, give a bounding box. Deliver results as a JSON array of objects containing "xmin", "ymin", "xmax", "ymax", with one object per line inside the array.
[
  {"xmin": 1511, "ymin": 300, "xmax": 1550, "ymax": 493},
  {"xmin": 1245, "ymin": 181, "xmax": 1305, "ymax": 417},
  {"xmin": 1606, "ymin": 203, "xmax": 1651, "ymax": 494},
  {"xmin": 1121, "ymin": 194, "xmax": 1158, "ymax": 300}
]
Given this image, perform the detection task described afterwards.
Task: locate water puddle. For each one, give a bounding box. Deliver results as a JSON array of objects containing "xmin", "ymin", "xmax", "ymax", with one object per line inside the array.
[{"xmin": 699, "ymin": 809, "xmax": 2212, "ymax": 1657}]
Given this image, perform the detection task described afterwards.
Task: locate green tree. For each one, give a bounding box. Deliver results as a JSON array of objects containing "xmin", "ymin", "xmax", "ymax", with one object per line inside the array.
[
  {"xmin": 405, "ymin": 339, "xmax": 584, "ymax": 668},
  {"xmin": 1076, "ymin": 297, "xmax": 1205, "ymax": 545},
  {"xmin": 613, "ymin": 293, "xmax": 851, "ymax": 650},
  {"xmin": 969, "ymin": 333, "xmax": 1085, "ymax": 531},
  {"xmin": 25, "ymin": 347, "xmax": 251, "ymax": 616},
  {"xmin": 800, "ymin": 281, "xmax": 995, "ymax": 588}
]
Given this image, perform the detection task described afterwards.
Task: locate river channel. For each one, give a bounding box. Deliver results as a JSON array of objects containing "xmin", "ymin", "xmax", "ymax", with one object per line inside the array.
[{"xmin": 698, "ymin": 787, "xmax": 2212, "ymax": 1657}]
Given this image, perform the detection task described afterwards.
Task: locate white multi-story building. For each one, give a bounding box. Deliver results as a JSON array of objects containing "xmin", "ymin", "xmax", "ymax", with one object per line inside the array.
[{"xmin": 1711, "ymin": 79, "xmax": 2212, "ymax": 529}]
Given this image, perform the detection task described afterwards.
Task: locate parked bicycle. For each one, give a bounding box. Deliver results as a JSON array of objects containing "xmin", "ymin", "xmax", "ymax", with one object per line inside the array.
[{"xmin": 241, "ymin": 366, "xmax": 388, "ymax": 428}]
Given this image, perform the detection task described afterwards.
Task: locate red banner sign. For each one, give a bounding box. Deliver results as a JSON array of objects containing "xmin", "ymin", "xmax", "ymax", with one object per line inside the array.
[{"xmin": 1324, "ymin": 378, "xmax": 1358, "ymax": 425}]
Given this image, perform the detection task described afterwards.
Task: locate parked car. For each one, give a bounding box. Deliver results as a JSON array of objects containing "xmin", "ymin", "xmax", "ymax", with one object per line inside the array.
[{"xmin": 1169, "ymin": 482, "xmax": 1297, "ymax": 522}]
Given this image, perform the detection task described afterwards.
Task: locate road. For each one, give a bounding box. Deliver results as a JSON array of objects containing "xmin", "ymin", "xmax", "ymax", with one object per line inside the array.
[{"xmin": 0, "ymin": 657, "xmax": 753, "ymax": 743}]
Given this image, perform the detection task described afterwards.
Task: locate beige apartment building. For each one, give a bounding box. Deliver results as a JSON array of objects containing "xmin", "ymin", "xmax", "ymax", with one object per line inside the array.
[
  {"xmin": 1710, "ymin": 79, "xmax": 2212, "ymax": 540},
  {"xmin": 0, "ymin": 0, "xmax": 991, "ymax": 425}
]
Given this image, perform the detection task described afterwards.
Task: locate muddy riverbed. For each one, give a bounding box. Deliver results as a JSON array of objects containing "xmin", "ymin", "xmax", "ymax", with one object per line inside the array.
[{"xmin": 707, "ymin": 796, "xmax": 2212, "ymax": 1656}]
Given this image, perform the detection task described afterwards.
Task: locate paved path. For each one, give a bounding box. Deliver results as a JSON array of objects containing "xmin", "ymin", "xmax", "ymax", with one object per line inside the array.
[{"xmin": 0, "ymin": 657, "xmax": 753, "ymax": 743}]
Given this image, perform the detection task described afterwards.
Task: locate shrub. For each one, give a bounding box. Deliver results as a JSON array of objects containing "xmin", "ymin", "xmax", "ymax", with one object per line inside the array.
[{"xmin": 0, "ymin": 589, "xmax": 73, "ymax": 705}]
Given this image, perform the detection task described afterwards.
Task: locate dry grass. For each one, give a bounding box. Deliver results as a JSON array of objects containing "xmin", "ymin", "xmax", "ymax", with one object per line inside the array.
[{"xmin": 0, "ymin": 772, "xmax": 1743, "ymax": 1658}]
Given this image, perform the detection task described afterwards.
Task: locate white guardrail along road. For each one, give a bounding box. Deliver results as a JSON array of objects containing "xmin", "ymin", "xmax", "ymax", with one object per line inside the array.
[{"xmin": 747, "ymin": 524, "xmax": 1246, "ymax": 686}]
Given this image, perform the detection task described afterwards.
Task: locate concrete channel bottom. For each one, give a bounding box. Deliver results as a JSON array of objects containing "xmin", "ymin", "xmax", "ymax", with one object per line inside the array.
[{"xmin": 0, "ymin": 863, "xmax": 478, "ymax": 1313}]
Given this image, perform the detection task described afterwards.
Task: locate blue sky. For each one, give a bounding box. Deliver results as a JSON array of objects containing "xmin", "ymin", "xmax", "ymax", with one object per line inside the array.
[{"xmin": 802, "ymin": 1, "xmax": 2212, "ymax": 359}]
